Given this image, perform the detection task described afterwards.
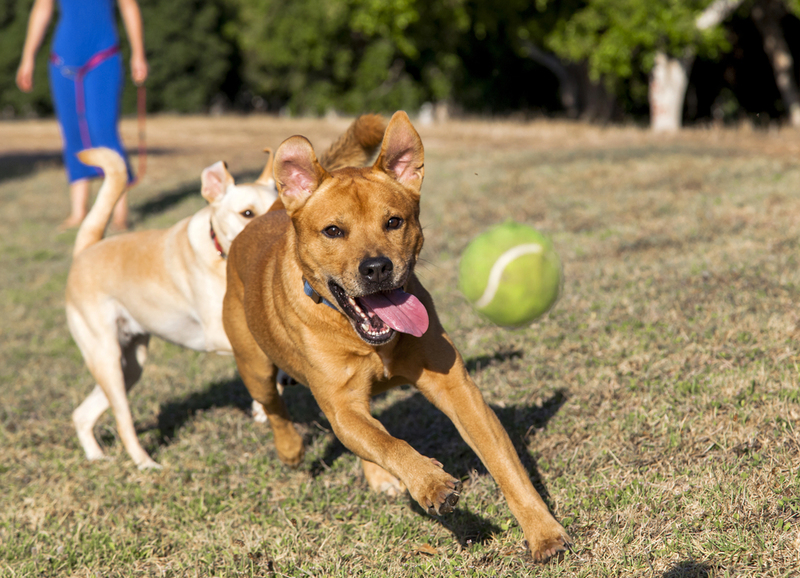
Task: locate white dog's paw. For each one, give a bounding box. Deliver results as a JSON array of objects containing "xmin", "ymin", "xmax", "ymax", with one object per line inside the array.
[
  {"xmin": 252, "ymin": 400, "xmax": 268, "ymax": 424},
  {"xmin": 84, "ymin": 448, "xmax": 107, "ymax": 461}
]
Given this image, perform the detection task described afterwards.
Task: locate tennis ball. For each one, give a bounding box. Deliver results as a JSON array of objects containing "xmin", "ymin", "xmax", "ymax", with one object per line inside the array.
[{"xmin": 458, "ymin": 221, "xmax": 561, "ymax": 327}]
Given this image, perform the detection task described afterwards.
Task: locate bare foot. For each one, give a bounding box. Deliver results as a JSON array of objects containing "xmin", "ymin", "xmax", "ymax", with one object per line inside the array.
[
  {"xmin": 58, "ymin": 215, "xmax": 84, "ymax": 231},
  {"xmin": 109, "ymin": 220, "xmax": 129, "ymax": 233}
]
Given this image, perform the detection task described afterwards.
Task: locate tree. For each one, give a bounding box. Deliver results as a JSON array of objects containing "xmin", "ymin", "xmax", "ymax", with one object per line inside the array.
[
  {"xmin": 228, "ymin": 0, "xmax": 469, "ymax": 115},
  {"xmin": 129, "ymin": 0, "xmax": 235, "ymax": 113},
  {"xmin": 0, "ymin": 0, "xmax": 53, "ymax": 117},
  {"xmin": 750, "ymin": 0, "xmax": 800, "ymax": 126},
  {"xmin": 460, "ymin": 0, "xmax": 588, "ymax": 117},
  {"xmin": 545, "ymin": 0, "xmax": 730, "ymax": 131}
]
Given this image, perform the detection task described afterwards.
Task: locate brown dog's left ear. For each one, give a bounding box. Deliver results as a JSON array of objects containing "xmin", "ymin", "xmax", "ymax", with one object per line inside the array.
[
  {"xmin": 274, "ymin": 136, "xmax": 329, "ymax": 214},
  {"xmin": 201, "ymin": 161, "xmax": 235, "ymax": 203},
  {"xmin": 373, "ymin": 111, "xmax": 424, "ymax": 193},
  {"xmin": 255, "ymin": 147, "xmax": 274, "ymax": 185}
]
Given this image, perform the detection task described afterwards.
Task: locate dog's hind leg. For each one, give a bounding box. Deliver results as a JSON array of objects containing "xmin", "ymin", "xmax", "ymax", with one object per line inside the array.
[
  {"xmin": 234, "ymin": 347, "xmax": 304, "ymax": 467},
  {"xmin": 69, "ymin": 306, "xmax": 158, "ymax": 469},
  {"xmin": 251, "ymin": 369, "xmax": 298, "ymax": 423},
  {"xmin": 73, "ymin": 384, "xmax": 111, "ymax": 461},
  {"xmin": 73, "ymin": 329, "xmax": 149, "ymax": 461},
  {"xmin": 73, "ymin": 327, "xmax": 148, "ymax": 461},
  {"xmin": 224, "ymin": 297, "xmax": 304, "ymax": 467}
]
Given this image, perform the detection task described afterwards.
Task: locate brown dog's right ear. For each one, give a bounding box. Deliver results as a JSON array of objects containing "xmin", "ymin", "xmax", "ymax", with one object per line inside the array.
[
  {"xmin": 274, "ymin": 136, "xmax": 328, "ymax": 214},
  {"xmin": 201, "ymin": 161, "xmax": 235, "ymax": 203}
]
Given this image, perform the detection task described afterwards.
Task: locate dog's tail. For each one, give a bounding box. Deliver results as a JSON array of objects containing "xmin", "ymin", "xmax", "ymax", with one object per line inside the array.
[
  {"xmin": 319, "ymin": 114, "xmax": 387, "ymax": 171},
  {"xmin": 72, "ymin": 148, "xmax": 129, "ymax": 257}
]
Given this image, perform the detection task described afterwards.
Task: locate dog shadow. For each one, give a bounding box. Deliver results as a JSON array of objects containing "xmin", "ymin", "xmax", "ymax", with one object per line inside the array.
[
  {"xmin": 131, "ymin": 178, "xmax": 200, "ymax": 224},
  {"xmin": 152, "ymin": 377, "xmax": 253, "ymax": 445},
  {"xmin": 0, "ymin": 147, "xmax": 171, "ymax": 185},
  {"xmin": 0, "ymin": 151, "xmax": 64, "ymax": 182},
  {"xmin": 150, "ymin": 349, "xmax": 567, "ymax": 548},
  {"xmin": 661, "ymin": 560, "xmax": 712, "ymax": 578},
  {"xmin": 131, "ymin": 168, "xmax": 264, "ymax": 224}
]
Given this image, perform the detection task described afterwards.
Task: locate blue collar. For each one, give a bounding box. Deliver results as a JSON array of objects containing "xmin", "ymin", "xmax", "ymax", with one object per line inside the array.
[{"xmin": 303, "ymin": 279, "xmax": 338, "ymax": 311}]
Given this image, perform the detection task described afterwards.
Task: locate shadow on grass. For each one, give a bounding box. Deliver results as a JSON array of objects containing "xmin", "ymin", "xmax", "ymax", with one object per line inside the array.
[
  {"xmin": 662, "ymin": 560, "xmax": 712, "ymax": 578},
  {"xmin": 410, "ymin": 500, "xmax": 503, "ymax": 547},
  {"xmin": 131, "ymin": 179, "xmax": 199, "ymax": 224},
  {"xmin": 301, "ymin": 376, "xmax": 567, "ymax": 547},
  {"xmin": 0, "ymin": 151, "xmax": 63, "ymax": 182},
  {"xmin": 152, "ymin": 376, "xmax": 254, "ymax": 445},
  {"xmin": 130, "ymin": 169, "xmax": 263, "ymax": 225},
  {"xmin": 0, "ymin": 148, "xmax": 172, "ymax": 184},
  {"xmin": 464, "ymin": 349, "xmax": 523, "ymax": 373},
  {"xmin": 149, "ymin": 350, "xmax": 567, "ymax": 547}
]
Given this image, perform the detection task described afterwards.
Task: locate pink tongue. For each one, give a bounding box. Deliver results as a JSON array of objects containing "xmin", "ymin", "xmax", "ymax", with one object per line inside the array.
[{"xmin": 359, "ymin": 289, "xmax": 429, "ymax": 337}]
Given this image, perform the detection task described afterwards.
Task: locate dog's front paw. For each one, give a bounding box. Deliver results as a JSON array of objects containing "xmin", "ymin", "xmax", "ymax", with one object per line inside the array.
[
  {"xmin": 273, "ymin": 423, "xmax": 305, "ymax": 468},
  {"xmin": 411, "ymin": 458, "xmax": 462, "ymax": 516},
  {"xmin": 524, "ymin": 526, "xmax": 572, "ymax": 563}
]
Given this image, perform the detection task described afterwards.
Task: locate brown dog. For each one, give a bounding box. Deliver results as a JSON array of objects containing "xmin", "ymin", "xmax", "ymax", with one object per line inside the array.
[{"xmin": 222, "ymin": 111, "xmax": 571, "ymax": 561}]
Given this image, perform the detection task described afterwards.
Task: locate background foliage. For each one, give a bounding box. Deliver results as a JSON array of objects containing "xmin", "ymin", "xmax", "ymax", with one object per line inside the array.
[{"xmin": 1, "ymin": 0, "xmax": 800, "ymax": 121}]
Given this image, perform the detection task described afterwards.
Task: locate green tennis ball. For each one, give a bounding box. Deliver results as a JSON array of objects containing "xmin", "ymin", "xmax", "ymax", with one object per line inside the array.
[{"xmin": 458, "ymin": 221, "xmax": 561, "ymax": 327}]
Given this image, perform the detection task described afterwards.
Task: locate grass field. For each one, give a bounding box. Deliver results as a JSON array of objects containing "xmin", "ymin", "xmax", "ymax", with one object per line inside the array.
[{"xmin": 1, "ymin": 115, "xmax": 799, "ymax": 577}]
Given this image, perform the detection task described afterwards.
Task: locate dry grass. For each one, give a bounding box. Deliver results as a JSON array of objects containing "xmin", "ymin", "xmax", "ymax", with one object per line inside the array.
[{"xmin": 0, "ymin": 114, "xmax": 798, "ymax": 577}]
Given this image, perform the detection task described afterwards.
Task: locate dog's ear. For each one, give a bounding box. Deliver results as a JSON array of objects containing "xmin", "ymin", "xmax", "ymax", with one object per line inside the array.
[
  {"xmin": 274, "ymin": 136, "xmax": 328, "ymax": 214},
  {"xmin": 255, "ymin": 147, "xmax": 274, "ymax": 186},
  {"xmin": 373, "ymin": 111, "xmax": 424, "ymax": 194},
  {"xmin": 201, "ymin": 161, "xmax": 234, "ymax": 203}
]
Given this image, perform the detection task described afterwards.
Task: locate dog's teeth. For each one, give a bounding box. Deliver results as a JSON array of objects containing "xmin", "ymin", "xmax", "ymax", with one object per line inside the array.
[{"xmin": 348, "ymin": 297, "xmax": 356, "ymax": 306}]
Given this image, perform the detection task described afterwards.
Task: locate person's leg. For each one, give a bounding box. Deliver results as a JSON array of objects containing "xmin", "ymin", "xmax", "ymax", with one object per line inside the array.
[
  {"xmin": 49, "ymin": 64, "xmax": 100, "ymax": 228},
  {"xmin": 110, "ymin": 191, "xmax": 128, "ymax": 231},
  {"xmin": 60, "ymin": 178, "xmax": 91, "ymax": 230}
]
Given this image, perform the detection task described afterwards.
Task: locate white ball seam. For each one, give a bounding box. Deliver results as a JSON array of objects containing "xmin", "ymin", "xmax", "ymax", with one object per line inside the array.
[{"xmin": 474, "ymin": 243, "xmax": 544, "ymax": 309}]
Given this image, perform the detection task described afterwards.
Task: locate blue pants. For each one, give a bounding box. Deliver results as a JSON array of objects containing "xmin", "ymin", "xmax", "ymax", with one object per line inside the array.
[{"xmin": 49, "ymin": 51, "xmax": 132, "ymax": 183}]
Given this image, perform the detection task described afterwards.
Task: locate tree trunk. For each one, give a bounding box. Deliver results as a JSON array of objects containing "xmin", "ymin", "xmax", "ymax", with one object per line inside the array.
[
  {"xmin": 521, "ymin": 43, "xmax": 580, "ymax": 118},
  {"xmin": 647, "ymin": 0, "xmax": 745, "ymax": 131},
  {"xmin": 751, "ymin": 0, "xmax": 800, "ymax": 127},
  {"xmin": 649, "ymin": 52, "xmax": 692, "ymax": 132}
]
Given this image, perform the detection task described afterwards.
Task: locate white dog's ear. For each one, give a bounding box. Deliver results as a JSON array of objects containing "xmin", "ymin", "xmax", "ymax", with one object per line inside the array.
[
  {"xmin": 274, "ymin": 136, "xmax": 328, "ymax": 214},
  {"xmin": 373, "ymin": 111, "xmax": 424, "ymax": 194},
  {"xmin": 201, "ymin": 161, "xmax": 234, "ymax": 203},
  {"xmin": 256, "ymin": 147, "xmax": 274, "ymax": 186}
]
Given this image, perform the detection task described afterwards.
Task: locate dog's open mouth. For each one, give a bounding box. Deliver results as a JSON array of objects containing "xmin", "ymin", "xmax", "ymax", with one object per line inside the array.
[{"xmin": 328, "ymin": 282, "xmax": 429, "ymax": 345}]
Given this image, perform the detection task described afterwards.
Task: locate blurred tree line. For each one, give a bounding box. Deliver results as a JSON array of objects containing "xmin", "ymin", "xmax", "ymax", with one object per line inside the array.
[{"xmin": 2, "ymin": 0, "xmax": 800, "ymax": 126}]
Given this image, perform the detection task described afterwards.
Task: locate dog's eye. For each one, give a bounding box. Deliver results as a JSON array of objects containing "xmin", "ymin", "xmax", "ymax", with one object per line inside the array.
[
  {"xmin": 241, "ymin": 209, "xmax": 254, "ymax": 218},
  {"xmin": 387, "ymin": 217, "xmax": 403, "ymax": 230},
  {"xmin": 323, "ymin": 225, "xmax": 343, "ymax": 238}
]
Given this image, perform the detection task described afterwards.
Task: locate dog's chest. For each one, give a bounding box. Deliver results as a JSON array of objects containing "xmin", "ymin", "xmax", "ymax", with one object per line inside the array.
[{"xmin": 375, "ymin": 349, "xmax": 392, "ymax": 380}]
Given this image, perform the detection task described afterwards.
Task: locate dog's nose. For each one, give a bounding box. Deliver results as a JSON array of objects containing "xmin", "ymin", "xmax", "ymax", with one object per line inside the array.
[{"xmin": 359, "ymin": 256, "xmax": 394, "ymax": 284}]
